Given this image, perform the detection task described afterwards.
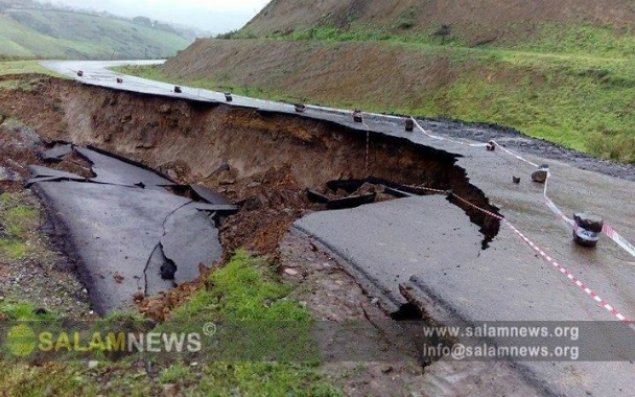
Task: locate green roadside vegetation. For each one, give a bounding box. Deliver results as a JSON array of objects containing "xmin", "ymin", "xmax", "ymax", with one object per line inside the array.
[
  {"xmin": 233, "ymin": 22, "xmax": 635, "ymax": 59},
  {"xmin": 0, "ymin": 59, "xmax": 65, "ymax": 78},
  {"xmin": 116, "ymin": 35, "xmax": 635, "ymax": 163},
  {"xmin": 0, "ymin": 192, "xmax": 40, "ymax": 261},
  {"xmin": 0, "ymin": 251, "xmax": 340, "ymax": 396}
]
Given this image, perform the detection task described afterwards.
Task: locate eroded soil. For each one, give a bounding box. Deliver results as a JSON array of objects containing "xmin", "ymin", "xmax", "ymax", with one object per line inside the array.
[{"xmin": 0, "ymin": 74, "xmax": 505, "ymax": 393}]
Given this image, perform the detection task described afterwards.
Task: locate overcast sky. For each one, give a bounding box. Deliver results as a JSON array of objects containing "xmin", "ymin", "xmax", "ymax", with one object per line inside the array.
[{"xmin": 47, "ymin": 0, "xmax": 270, "ymax": 34}]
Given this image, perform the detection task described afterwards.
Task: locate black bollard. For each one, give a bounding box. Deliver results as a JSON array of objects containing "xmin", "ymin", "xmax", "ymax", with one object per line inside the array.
[
  {"xmin": 572, "ymin": 213, "xmax": 604, "ymax": 248},
  {"xmin": 353, "ymin": 109, "xmax": 363, "ymax": 123},
  {"xmin": 405, "ymin": 118, "xmax": 415, "ymax": 132}
]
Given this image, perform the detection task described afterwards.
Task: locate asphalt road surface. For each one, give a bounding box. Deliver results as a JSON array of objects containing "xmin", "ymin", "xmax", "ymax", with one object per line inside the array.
[
  {"xmin": 29, "ymin": 144, "xmax": 230, "ymax": 314},
  {"xmin": 41, "ymin": 60, "xmax": 635, "ymax": 396}
]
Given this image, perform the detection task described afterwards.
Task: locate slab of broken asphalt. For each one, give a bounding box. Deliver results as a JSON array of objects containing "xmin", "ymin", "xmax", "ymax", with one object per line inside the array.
[
  {"xmin": 30, "ymin": 145, "xmax": 236, "ymax": 314},
  {"xmin": 42, "ymin": 61, "xmax": 635, "ymax": 396}
]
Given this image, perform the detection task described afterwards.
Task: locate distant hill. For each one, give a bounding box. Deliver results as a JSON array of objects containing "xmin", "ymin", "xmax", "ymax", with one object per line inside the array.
[{"xmin": 0, "ymin": 0, "xmax": 192, "ymax": 59}]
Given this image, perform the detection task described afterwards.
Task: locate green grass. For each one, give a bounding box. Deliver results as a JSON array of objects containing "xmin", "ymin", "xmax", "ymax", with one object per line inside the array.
[
  {"xmin": 240, "ymin": 21, "xmax": 635, "ymax": 59},
  {"xmin": 0, "ymin": 60, "xmax": 65, "ymax": 77},
  {"xmin": 208, "ymin": 21, "xmax": 635, "ymax": 162},
  {"xmin": 0, "ymin": 299, "xmax": 56, "ymax": 320},
  {"xmin": 0, "ymin": 9, "xmax": 190, "ymax": 59},
  {"xmin": 0, "ymin": 193, "xmax": 40, "ymax": 261},
  {"xmin": 0, "ymin": 251, "xmax": 341, "ymax": 396},
  {"xmin": 170, "ymin": 250, "xmax": 310, "ymax": 322},
  {"xmin": 117, "ymin": 44, "xmax": 635, "ymax": 163}
]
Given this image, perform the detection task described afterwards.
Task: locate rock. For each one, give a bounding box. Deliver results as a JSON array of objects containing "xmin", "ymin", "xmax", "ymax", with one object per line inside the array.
[
  {"xmin": 88, "ymin": 360, "xmax": 99, "ymax": 369},
  {"xmin": 0, "ymin": 166, "xmax": 20, "ymax": 182},
  {"xmin": 242, "ymin": 196, "xmax": 264, "ymax": 211},
  {"xmin": 284, "ymin": 268, "xmax": 299, "ymax": 276},
  {"xmin": 211, "ymin": 163, "xmax": 230, "ymax": 174},
  {"xmin": 531, "ymin": 169, "xmax": 549, "ymax": 184}
]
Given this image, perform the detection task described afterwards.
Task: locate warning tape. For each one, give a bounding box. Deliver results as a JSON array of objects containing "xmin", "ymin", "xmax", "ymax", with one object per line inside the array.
[
  {"xmin": 418, "ymin": 185, "xmax": 634, "ymax": 328},
  {"xmin": 602, "ymin": 224, "xmax": 635, "ymax": 258},
  {"xmin": 411, "ymin": 118, "xmax": 635, "ymax": 260},
  {"xmin": 504, "ymin": 220, "xmax": 634, "ymax": 329},
  {"xmin": 490, "ymin": 140, "xmax": 539, "ymax": 168},
  {"xmin": 410, "ymin": 117, "xmax": 634, "ymax": 327},
  {"xmin": 414, "ymin": 120, "xmax": 488, "ymax": 148}
]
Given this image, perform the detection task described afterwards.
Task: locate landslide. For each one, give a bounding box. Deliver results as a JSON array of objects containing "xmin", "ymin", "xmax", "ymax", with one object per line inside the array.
[
  {"xmin": 0, "ymin": 75, "xmax": 498, "ymax": 257},
  {"xmin": 0, "ymin": 74, "xmax": 501, "ymax": 319},
  {"xmin": 245, "ymin": 0, "xmax": 635, "ymax": 47}
]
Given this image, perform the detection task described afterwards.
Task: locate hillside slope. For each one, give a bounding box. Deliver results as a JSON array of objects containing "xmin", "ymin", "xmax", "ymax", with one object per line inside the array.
[
  {"xmin": 245, "ymin": 0, "xmax": 635, "ymax": 51},
  {"xmin": 0, "ymin": 2, "xmax": 191, "ymax": 59},
  {"xmin": 125, "ymin": 0, "xmax": 635, "ymax": 162}
]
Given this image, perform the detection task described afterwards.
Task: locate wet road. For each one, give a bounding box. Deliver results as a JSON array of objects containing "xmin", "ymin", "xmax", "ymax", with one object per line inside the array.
[
  {"xmin": 29, "ymin": 145, "xmax": 232, "ymax": 314},
  {"xmin": 40, "ymin": 60, "xmax": 635, "ymax": 396}
]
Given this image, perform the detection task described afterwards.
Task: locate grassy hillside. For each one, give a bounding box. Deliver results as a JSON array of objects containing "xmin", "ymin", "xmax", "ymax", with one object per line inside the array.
[
  {"xmin": 0, "ymin": 5, "xmax": 191, "ymax": 59},
  {"xmin": 244, "ymin": 0, "xmax": 635, "ymax": 52},
  {"xmin": 121, "ymin": 0, "xmax": 635, "ymax": 163}
]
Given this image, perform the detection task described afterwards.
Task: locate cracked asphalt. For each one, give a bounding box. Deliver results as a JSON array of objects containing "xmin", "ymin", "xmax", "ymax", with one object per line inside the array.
[
  {"xmin": 30, "ymin": 145, "xmax": 233, "ymax": 314},
  {"xmin": 40, "ymin": 60, "xmax": 635, "ymax": 396}
]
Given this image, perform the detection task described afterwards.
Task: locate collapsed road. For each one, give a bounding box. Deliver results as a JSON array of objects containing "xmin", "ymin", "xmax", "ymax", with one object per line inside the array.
[
  {"xmin": 28, "ymin": 143, "xmax": 237, "ymax": 314},
  {"xmin": 18, "ymin": 60, "xmax": 635, "ymax": 396}
]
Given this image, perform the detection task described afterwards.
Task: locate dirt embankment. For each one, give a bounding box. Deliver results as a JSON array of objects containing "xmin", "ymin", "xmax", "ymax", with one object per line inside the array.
[
  {"xmin": 0, "ymin": 75, "xmax": 497, "ymax": 254},
  {"xmin": 164, "ymin": 38, "xmax": 473, "ymax": 109},
  {"xmin": 247, "ymin": 0, "xmax": 635, "ymax": 45}
]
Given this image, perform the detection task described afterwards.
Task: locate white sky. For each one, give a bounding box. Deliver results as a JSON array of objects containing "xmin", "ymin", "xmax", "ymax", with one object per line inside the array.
[{"xmin": 47, "ymin": 0, "xmax": 270, "ymax": 34}]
